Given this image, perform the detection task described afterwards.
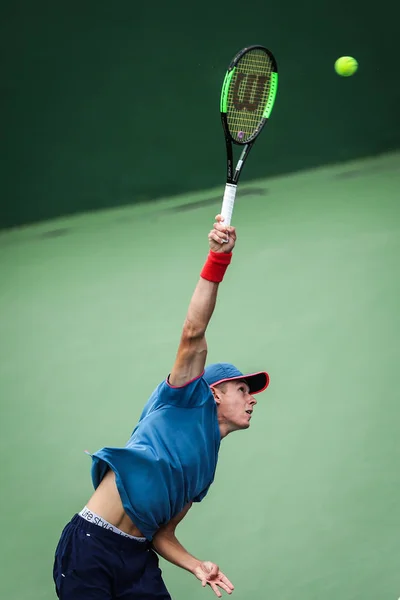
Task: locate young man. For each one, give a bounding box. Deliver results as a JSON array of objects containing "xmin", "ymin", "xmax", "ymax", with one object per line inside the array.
[{"xmin": 53, "ymin": 215, "xmax": 270, "ymax": 599}]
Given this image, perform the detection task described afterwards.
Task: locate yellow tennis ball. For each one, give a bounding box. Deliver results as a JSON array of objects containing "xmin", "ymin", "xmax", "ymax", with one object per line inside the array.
[{"xmin": 334, "ymin": 56, "xmax": 358, "ymax": 77}]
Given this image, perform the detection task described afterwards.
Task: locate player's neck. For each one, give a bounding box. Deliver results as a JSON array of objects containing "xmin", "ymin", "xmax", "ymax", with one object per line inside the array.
[
  {"xmin": 218, "ymin": 421, "xmax": 240, "ymax": 439},
  {"xmin": 218, "ymin": 423, "xmax": 230, "ymax": 439}
]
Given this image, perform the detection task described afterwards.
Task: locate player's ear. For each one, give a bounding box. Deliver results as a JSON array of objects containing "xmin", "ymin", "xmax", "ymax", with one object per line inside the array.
[{"xmin": 210, "ymin": 386, "xmax": 222, "ymax": 405}]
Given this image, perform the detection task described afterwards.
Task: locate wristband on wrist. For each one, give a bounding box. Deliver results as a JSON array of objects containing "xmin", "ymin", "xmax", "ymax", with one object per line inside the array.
[{"xmin": 200, "ymin": 251, "xmax": 232, "ymax": 283}]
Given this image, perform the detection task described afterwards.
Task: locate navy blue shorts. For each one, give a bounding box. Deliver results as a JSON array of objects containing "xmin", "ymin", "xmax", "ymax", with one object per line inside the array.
[{"xmin": 53, "ymin": 514, "xmax": 171, "ymax": 599}]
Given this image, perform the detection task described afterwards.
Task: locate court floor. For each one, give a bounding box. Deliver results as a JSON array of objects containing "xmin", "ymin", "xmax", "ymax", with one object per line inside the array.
[{"xmin": 1, "ymin": 151, "xmax": 399, "ymax": 599}]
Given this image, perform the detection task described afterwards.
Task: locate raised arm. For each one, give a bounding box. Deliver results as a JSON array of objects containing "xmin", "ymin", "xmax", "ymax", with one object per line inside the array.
[{"xmin": 169, "ymin": 215, "xmax": 236, "ymax": 387}]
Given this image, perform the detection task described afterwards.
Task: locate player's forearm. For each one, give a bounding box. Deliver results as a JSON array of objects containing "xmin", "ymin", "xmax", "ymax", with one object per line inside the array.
[
  {"xmin": 152, "ymin": 530, "xmax": 201, "ymax": 573},
  {"xmin": 184, "ymin": 250, "xmax": 232, "ymax": 337},
  {"xmin": 184, "ymin": 278, "xmax": 219, "ymax": 337}
]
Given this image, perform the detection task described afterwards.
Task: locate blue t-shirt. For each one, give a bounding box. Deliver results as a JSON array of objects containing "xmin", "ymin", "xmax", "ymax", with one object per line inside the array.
[{"xmin": 91, "ymin": 374, "xmax": 221, "ymax": 540}]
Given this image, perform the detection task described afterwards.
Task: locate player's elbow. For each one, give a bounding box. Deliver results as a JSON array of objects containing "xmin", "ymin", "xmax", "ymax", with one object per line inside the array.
[
  {"xmin": 181, "ymin": 318, "xmax": 206, "ymax": 342},
  {"xmin": 153, "ymin": 525, "xmax": 176, "ymax": 541}
]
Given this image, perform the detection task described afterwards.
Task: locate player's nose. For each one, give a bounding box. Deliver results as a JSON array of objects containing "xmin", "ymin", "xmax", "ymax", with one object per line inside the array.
[{"xmin": 248, "ymin": 395, "xmax": 257, "ymax": 406}]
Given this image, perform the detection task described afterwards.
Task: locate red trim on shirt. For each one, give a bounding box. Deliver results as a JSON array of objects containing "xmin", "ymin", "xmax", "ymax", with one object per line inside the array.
[{"xmin": 166, "ymin": 371, "xmax": 205, "ymax": 389}]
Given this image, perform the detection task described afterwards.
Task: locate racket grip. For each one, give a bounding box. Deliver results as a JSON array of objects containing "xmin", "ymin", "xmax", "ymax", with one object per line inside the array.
[{"xmin": 220, "ymin": 183, "xmax": 237, "ymax": 226}]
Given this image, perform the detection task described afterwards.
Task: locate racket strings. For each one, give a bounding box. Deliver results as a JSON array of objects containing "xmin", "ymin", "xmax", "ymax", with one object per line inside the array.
[{"xmin": 226, "ymin": 49, "xmax": 273, "ymax": 143}]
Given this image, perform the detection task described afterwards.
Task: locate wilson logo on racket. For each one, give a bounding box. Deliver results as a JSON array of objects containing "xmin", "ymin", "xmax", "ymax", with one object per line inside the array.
[{"xmin": 232, "ymin": 73, "xmax": 269, "ymax": 112}]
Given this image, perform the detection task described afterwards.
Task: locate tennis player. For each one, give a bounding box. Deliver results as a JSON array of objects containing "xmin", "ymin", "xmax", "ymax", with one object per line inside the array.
[{"xmin": 53, "ymin": 215, "xmax": 270, "ymax": 599}]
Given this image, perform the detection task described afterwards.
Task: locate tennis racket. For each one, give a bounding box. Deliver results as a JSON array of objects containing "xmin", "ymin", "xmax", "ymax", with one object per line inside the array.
[{"xmin": 220, "ymin": 45, "xmax": 278, "ymax": 225}]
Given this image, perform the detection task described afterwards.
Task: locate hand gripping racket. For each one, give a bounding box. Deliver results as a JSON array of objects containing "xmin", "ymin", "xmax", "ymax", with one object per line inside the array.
[{"xmin": 220, "ymin": 45, "xmax": 278, "ymax": 225}]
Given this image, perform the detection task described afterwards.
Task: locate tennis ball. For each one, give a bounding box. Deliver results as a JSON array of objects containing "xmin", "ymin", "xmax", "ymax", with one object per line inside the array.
[{"xmin": 334, "ymin": 56, "xmax": 358, "ymax": 77}]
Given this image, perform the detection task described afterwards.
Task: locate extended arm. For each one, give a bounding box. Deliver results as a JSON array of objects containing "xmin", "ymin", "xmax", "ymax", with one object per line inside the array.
[
  {"xmin": 152, "ymin": 504, "xmax": 234, "ymax": 598},
  {"xmin": 152, "ymin": 502, "xmax": 197, "ymax": 572},
  {"xmin": 169, "ymin": 216, "xmax": 236, "ymax": 387}
]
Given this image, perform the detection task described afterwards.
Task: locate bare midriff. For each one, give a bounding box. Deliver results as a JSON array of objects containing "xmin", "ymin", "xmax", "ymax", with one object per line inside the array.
[{"xmin": 86, "ymin": 469, "xmax": 144, "ymax": 537}]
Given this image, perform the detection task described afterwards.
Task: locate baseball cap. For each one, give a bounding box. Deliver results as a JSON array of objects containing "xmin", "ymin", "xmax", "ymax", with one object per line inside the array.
[{"xmin": 203, "ymin": 363, "xmax": 270, "ymax": 395}]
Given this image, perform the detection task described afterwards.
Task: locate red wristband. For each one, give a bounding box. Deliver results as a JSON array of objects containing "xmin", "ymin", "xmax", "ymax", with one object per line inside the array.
[{"xmin": 200, "ymin": 251, "xmax": 232, "ymax": 283}]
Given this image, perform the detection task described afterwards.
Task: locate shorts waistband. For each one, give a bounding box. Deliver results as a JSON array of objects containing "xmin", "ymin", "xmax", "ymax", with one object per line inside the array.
[
  {"xmin": 70, "ymin": 514, "xmax": 151, "ymax": 551},
  {"xmin": 79, "ymin": 507, "xmax": 147, "ymax": 541}
]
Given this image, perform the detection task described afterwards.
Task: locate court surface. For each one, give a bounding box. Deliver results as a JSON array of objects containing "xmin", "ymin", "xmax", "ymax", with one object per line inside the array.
[{"xmin": 1, "ymin": 151, "xmax": 399, "ymax": 600}]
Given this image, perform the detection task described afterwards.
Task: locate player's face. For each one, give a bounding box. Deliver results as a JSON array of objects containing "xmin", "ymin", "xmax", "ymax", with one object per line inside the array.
[{"xmin": 215, "ymin": 380, "xmax": 257, "ymax": 432}]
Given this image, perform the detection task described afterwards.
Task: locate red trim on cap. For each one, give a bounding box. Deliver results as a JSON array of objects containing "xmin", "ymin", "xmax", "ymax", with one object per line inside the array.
[
  {"xmin": 166, "ymin": 371, "xmax": 205, "ymax": 389},
  {"xmin": 209, "ymin": 371, "xmax": 270, "ymax": 394}
]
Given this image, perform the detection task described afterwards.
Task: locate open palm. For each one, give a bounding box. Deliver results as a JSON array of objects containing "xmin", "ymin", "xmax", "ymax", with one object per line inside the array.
[{"xmin": 193, "ymin": 561, "xmax": 234, "ymax": 597}]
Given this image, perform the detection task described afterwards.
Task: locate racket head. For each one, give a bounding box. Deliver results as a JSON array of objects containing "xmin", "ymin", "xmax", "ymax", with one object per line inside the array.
[{"xmin": 220, "ymin": 45, "xmax": 278, "ymax": 145}]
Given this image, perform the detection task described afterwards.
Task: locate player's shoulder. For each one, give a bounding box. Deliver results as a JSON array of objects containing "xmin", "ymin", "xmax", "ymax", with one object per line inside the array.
[
  {"xmin": 138, "ymin": 380, "xmax": 165, "ymax": 420},
  {"xmin": 141, "ymin": 373, "xmax": 212, "ymax": 414},
  {"xmin": 159, "ymin": 372, "xmax": 213, "ymax": 407}
]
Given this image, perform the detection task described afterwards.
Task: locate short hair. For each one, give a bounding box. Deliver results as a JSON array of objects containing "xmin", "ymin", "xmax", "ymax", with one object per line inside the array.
[
  {"xmin": 213, "ymin": 381, "xmax": 228, "ymax": 393},
  {"xmin": 213, "ymin": 378, "xmax": 248, "ymax": 393}
]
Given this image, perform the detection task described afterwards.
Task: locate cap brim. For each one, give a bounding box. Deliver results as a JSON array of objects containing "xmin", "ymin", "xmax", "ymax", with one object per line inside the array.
[{"xmin": 210, "ymin": 371, "xmax": 270, "ymax": 395}]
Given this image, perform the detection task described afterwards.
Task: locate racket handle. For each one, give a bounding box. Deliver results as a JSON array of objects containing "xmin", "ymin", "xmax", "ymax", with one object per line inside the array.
[{"xmin": 220, "ymin": 183, "xmax": 237, "ymax": 226}]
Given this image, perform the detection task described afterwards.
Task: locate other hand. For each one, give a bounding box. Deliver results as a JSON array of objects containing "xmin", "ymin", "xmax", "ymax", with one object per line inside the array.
[{"xmin": 193, "ymin": 560, "xmax": 234, "ymax": 597}]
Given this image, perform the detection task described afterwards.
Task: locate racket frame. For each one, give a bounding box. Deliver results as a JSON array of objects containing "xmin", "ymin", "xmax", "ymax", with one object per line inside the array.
[{"xmin": 219, "ymin": 45, "xmax": 278, "ymax": 225}]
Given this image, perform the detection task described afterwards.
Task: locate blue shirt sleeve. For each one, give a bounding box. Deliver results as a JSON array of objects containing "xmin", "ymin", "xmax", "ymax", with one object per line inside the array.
[
  {"xmin": 158, "ymin": 373, "xmax": 213, "ymax": 408},
  {"xmin": 136, "ymin": 373, "xmax": 214, "ymax": 428}
]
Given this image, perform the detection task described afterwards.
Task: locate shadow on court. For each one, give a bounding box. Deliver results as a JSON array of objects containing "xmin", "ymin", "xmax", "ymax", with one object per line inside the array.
[{"xmin": 1, "ymin": 151, "xmax": 399, "ymax": 600}]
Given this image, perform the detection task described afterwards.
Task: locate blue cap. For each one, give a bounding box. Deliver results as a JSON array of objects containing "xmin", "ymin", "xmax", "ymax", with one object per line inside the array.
[{"xmin": 203, "ymin": 363, "xmax": 269, "ymax": 395}]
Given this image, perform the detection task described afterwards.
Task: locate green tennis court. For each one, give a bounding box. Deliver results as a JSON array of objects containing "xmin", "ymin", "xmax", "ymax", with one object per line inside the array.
[{"xmin": 1, "ymin": 151, "xmax": 399, "ymax": 599}]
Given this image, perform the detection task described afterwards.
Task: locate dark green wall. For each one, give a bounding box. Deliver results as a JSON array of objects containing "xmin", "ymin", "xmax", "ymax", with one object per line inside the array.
[{"xmin": 2, "ymin": 0, "xmax": 399, "ymax": 229}]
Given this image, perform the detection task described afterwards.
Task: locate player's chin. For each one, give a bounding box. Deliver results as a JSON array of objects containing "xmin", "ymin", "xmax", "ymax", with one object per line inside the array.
[{"xmin": 234, "ymin": 416, "xmax": 252, "ymax": 431}]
